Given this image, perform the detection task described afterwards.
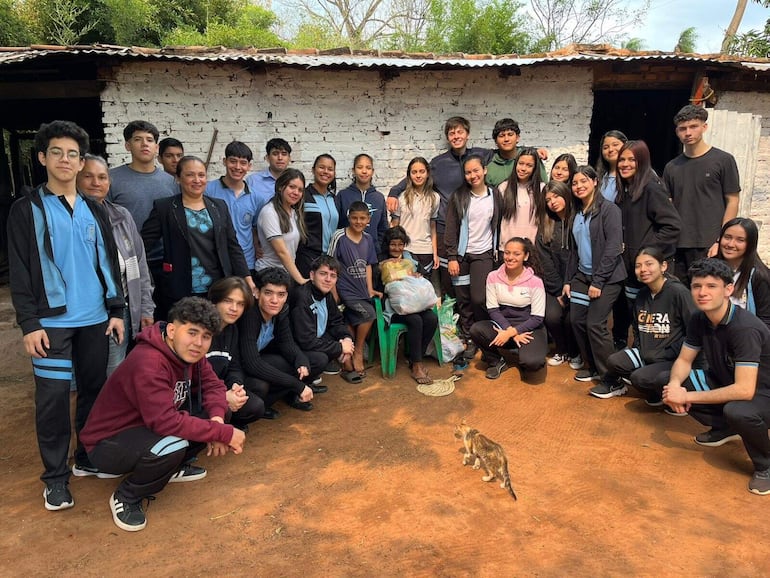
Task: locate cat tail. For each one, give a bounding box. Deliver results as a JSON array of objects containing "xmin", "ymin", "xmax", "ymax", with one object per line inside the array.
[{"xmin": 504, "ymin": 474, "xmax": 518, "ymax": 501}]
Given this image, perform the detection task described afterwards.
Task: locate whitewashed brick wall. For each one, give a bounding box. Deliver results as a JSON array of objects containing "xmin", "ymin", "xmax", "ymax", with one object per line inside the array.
[
  {"xmin": 716, "ymin": 92, "xmax": 770, "ymax": 260},
  {"xmin": 100, "ymin": 62, "xmax": 592, "ymax": 190}
]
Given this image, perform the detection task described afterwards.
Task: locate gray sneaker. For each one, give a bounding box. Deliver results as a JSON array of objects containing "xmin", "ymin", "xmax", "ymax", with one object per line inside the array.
[
  {"xmin": 589, "ymin": 381, "xmax": 628, "ymax": 399},
  {"xmin": 749, "ymin": 468, "xmax": 770, "ymax": 495},
  {"xmin": 574, "ymin": 369, "xmax": 599, "ymax": 382},
  {"xmin": 568, "ymin": 355, "xmax": 583, "ymax": 370},
  {"xmin": 485, "ymin": 359, "xmax": 508, "ymax": 380}
]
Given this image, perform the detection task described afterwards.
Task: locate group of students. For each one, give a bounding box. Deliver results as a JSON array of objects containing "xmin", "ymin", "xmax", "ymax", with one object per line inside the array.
[{"xmin": 8, "ymin": 104, "xmax": 770, "ymax": 533}]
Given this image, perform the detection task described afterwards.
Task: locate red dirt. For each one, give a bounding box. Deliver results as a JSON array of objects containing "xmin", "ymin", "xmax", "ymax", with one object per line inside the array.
[{"xmin": 0, "ymin": 285, "xmax": 767, "ymax": 576}]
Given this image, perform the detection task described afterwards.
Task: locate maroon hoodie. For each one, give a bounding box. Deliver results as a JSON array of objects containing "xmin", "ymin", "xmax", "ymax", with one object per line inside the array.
[{"xmin": 81, "ymin": 322, "xmax": 233, "ymax": 452}]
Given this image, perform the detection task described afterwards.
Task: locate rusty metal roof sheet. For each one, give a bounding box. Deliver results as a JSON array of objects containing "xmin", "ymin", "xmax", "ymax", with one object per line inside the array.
[{"xmin": 0, "ymin": 44, "xmax": 767, "ymax": 72}]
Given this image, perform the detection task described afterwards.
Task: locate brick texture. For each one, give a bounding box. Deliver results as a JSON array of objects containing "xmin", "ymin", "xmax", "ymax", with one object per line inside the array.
[{"xmin": 100, "ymin": 62, "xmax": 593, "ymax": 190}]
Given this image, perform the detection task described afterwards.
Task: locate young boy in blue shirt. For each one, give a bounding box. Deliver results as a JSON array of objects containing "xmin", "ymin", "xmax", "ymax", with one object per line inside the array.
[
  {"xmin": 327, "ymin": 201, "xmax": 382, "ymax": 378},
  {"xmin": 8, "ymin": 120, "xmax": 125, "ymax": 511}
]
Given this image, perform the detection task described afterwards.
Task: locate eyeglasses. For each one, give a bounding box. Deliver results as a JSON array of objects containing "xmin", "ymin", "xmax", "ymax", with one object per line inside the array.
[{"xmin": 47, "ymin": 148, "xmax": 81, "ymax": 161}]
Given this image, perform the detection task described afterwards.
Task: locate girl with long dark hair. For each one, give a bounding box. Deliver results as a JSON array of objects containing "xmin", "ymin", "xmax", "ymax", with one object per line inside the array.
[
  {"xmin": 716, "ymin": 217, "xmax": 770, "ymax": 329},
  {"xmin": 564, "ymin": 166, "xmax": 626, "ymax": 384}
]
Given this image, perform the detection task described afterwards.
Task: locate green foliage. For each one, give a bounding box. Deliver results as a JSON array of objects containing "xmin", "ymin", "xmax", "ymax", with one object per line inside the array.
[
  {"xmin": 23, "ymin": 0, "xmax": 97, "ymax": 45},
  {"xmin": 163, "ymin": 4, "xmax": 282, "ymax": 48},
  {"xmin": 423, "ymin": 0, "xmax": 530, "ymax": 54},
  {"xmin": 728, "ymin": 19, "xmax": 770, "ymax": 57},
  {"xmin": 0, "ymin": 0, "xmax": 35, "ymax": 45},
  {"xmin": 103, "ymin": 0, "xmax": 158, "ymax": 46},
  {"xmin": 674, "ymin": 27, "xmax": 697, "ymax": 53},
  {"xmin": 291, "ymin": 23, "xmax": 349, "ymax": 50},
  {"xmin": 621, "ymin": 37, "xmax": 646, "ymax": 51}
]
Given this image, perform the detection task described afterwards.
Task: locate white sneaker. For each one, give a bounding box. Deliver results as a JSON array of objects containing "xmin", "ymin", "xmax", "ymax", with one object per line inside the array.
[
  {"xmin": 547, "ymin": 353, "xmax": 567, "ymax": 366},
  {"xmin": 568, "ymin": 355, "xmax": 583, "ymax": 370}
]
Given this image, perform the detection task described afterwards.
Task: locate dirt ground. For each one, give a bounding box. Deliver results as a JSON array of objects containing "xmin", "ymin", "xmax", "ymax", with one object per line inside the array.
[{"xmin": 0, "ymin": 285, "xmax": 768, "ymax": 577}]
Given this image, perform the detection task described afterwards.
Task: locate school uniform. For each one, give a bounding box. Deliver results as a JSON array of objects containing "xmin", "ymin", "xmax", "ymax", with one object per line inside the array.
[
  {"xmin": 605, "ymin": 277, "xmax": 695, "ymax": 395},
  {"xmin": 680, "ymin": 303, "xmax": 770, "ymax": 473},
  {"xmin": 566, "ymin": 194, "xmax": 627, "ymax": 378},
  {"xmin": 8, "ymin": 185, "xmax": 124, "ymax": 484}
]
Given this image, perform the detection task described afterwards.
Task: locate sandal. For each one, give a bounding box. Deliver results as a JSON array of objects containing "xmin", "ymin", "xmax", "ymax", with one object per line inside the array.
[
  {"xmin": 412, "ymin": 373, "xmax": 433, "ymax": 385},
  {"xmin": 341, "ymin": 371, "xmax": 363, "ymax": 384}
]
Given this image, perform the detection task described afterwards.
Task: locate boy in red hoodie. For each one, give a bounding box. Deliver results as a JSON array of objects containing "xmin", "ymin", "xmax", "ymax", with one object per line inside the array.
[{"xmin": 81, "ymin": 297, "xmax": 245, "ymax": 532}]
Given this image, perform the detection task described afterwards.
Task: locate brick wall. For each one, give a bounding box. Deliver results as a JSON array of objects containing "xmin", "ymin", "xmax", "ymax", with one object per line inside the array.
[
  {"xmin": 100, "ymin": 62, "xmax": 593, "ymax": 190},
  {"xmin": 717, "ymin": 92, "xmax": 770, "ymax": 260}
]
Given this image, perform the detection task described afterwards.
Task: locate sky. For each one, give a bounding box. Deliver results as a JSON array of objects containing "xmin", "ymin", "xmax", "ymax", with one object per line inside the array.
[{"xmin": 639, "ymin": 0, "xmax": 769, "ymax": 53}]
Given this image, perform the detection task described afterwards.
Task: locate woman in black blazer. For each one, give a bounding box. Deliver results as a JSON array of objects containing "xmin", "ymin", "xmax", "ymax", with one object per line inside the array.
[{"xmin": 141, "ymin": 156, "xmax": 252, "ymax": 320}]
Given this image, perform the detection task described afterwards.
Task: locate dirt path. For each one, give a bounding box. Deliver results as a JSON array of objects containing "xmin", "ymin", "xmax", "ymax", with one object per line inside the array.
[{"xmin": 0, "ymin": 286, "xmax": 767, "ymax": 576}]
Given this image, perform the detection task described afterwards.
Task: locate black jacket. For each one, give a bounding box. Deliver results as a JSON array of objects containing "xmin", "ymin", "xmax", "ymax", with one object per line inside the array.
[
  {"xmin": 238, "ymin": 305, "xmax": 308, "ymax": 394},
  {"xmin": 566, "ymin": 194, "xmax": 627, "ymax": 289},
  {"xmin": 536, "ymin": 217, "xmax": 572, "ymax": 297},
  {"xmin": 290, "ymin": 281, "xmax": 352, "ymax": 358},
  {"xmin": 141, "ymin": 194, "xmax": 249, "ymax": 313},
  {"xmin": 8, "ymin": 185, "xmax": 124, "ymax": 334},
  {"xmin": 617, "ymin": 176, "xmax": 681, "ymax": 275},
  {"xmin": 206, "ymin": 323, "xmax": 244, "ymax": 388}
]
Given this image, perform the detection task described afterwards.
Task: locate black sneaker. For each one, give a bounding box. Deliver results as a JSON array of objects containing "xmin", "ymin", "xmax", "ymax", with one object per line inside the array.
[
  {"xmin": 749, "ymin": 468, "xmax": 770, "ymax": 495},
  {"xmin": 288, "ymin": 396, "xmax": 313, "ymax": 411},
  {"xmin": 72, "ymin": 463, "xmax": 121, "ymax": 479},
  {"xmin": 694, "ymin": 428, "xmax": 741, "ymax": 447},
  {"xmin": 43, "ymin": 482, "xmax": 74, "ymax": 511},
  {"xmin": 644, "ymin": 392, "xmax": 664, "ymax": 407},
  {"xmin": 589, "ymin": 381, "xmax": 628, "ymax": 399},
  {"xmin": 109, "ymin": 493, "xmax": 146, "ymax": 531},
  {"xmin": 168, "ymin": 464, "xmax": 207, "ymax": 483},
  {"xmin": 323, "ymin": 360, "xmax": 341, "ymax": 375},
  {"xmin": 574, "ymin": 369, "xmax": 600, "ymax": 382},
  {"xmin": 485, "ymin": 359, "xmax": 508, "ymax": 380},
  {"xmin": 262, "ymin": 407, "xmax": 280, "ymax": 420},
  {"xmin": 463, "ymin": 341, "xmax": 478, "ymax": 360}
]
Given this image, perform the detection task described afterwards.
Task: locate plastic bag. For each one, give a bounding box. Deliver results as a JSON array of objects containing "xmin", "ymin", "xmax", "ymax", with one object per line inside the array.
[
  {"xmin": 385, "ymin": 276, "xmax": 438, "ymax": 315},
  {"xmin": 436, "ymin": 297, "xmax": 464, "ymax": 361},
  {"xmin": 380, "ymin": 259, "xmax": 415, "ymax": 285}
]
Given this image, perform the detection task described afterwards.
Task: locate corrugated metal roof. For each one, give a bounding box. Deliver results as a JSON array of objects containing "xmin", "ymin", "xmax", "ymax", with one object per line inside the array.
[{"xmin": 0, "ymin": 44, "xmax": 767, "ymax": 72}]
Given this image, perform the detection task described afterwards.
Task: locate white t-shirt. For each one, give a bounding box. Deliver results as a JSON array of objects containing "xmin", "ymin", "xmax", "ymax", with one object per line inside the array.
[
  {"xmin": 393, "ymin": 190, "xmax": 440, "ymax": 254},
  {"xmin": 497, "ymin": 181, "xmax": 543, "ymax": 248},
  {"xmin": 254, "ymin": 203, "xmax": 300, "ymax": 271},
  {"xmin": 466, "ymin": 189, "xmax": 494, "ymax": 254}
]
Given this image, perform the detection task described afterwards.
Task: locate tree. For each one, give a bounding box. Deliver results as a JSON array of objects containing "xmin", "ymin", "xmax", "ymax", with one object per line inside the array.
[
  {"xmin": 423, "ymin": 0, "xmax": 530, "ymax": 54},
  {"xmin": 0, "ymin": 0, "xmax": 35, "ymax": 45},
  {"xmin": 722, "ymin": 0, "xmax": 749, "ymax": 53},
  {"xmin": 728, "ymin": 19, "xmax": 770, "ymax": 57},
  {"xmin": 22, "ymin": 0, "xmax": 97, "ymax": 45},
  {"xmin": 528, "ymin": 0, "xmax": 651, "ymax": 51},
  {"xmin": 285, "ymin": 0, "xmax": 397, "ymax": 49},
  {"xmin": 163, "ymin": 4, "xmax": 283, "ymax": 47},
  {"xmin": 621, "ymin": 37, "xmax": 645, "ymax": 51},
  {"xmin": 291, "ymin": 22, "xmax": 349, "ymax": 50},
  {"xmin": 385, "ymin": 0, "xmax": 432, "ymax": 51},
  {"xmin": 722, "ymin": 0, "xmax": 770, "ymax": 56},
  {"xmin": 674, "ymin": 27, "xmax": 697, "ymax": 53},
  {"xmin": 103, "ymin": 0, "xmax": 158, "ymax": 46}
]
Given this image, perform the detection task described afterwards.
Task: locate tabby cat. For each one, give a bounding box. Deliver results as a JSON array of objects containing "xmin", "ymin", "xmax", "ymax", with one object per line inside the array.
[{"xmin": 454, "ymin": 423, "xmax": 517, "ymax": 500}]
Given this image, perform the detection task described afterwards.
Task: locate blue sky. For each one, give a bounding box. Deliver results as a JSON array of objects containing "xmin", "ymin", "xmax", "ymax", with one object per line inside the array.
[{"xmin": 640, "ymin": 0, "xmax": 769, "ymax": 53}]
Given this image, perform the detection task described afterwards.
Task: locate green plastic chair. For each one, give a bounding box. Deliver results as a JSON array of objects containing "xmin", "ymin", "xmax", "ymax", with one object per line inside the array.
[{"xmin": 368, "ymin": 298, "xmax": 443, "ymax": 378}]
